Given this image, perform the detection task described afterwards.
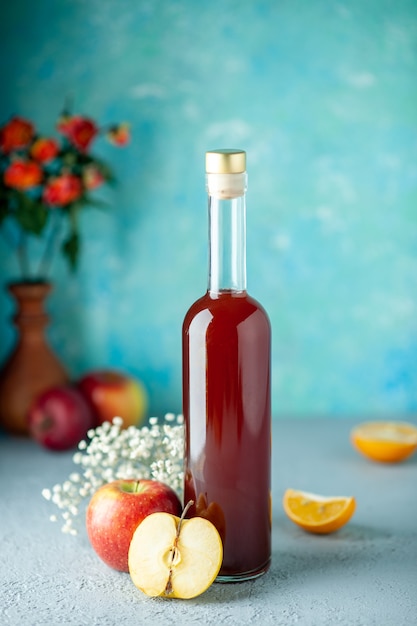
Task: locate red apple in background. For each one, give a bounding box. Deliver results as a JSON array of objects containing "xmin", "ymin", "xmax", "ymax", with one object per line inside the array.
[
  {"xmin": 86, "ymin": 479, "xmax": 182, "ymax": 571},
  {"xmin": 78, "ymin": 369, "xmax": 148, "ymax": 428},
  {"xmin": 28, "ymin": 385, "xmax": 95, "ymax": 451}
]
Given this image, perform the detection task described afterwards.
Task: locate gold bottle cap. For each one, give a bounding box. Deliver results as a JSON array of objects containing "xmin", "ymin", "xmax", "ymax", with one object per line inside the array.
[{"xmin": 206, "ymin": 149, "xmax": 246, "ymax": 174}]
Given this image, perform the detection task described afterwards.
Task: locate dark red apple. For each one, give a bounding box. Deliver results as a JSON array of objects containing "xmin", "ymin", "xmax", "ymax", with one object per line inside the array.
[
  {"xmin": 86, "ymin": 479, "xmax": 182, "ymax": 572},
  {"xmin": 28, "ymin": 385, "xmax": 95, "ymax": 451}
]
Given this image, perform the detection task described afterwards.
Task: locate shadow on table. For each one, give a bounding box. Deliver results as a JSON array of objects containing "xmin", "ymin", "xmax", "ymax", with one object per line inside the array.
[
  {"xmin": 190, "ymin": 519, "xmax": 396, "ymax": 606},
  {"xmin": 171, "ymin": 518, "xmax": 397, "ymax": 607},
  {"xmin": 259, "ymin": 519, "xmax": 395, "ymax": 596}
]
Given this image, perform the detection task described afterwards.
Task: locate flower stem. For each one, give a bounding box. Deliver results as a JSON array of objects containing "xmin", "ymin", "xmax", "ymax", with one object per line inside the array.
[
  {"xmin": 37, "ymin": 211, "xmax": 63, "ymax": 278},
  {"xmin": 17, "ymin": 231, "xmax": 30, "ymax": 279}
]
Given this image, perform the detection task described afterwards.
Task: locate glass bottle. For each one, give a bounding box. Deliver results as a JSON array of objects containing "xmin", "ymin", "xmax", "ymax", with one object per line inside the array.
[{"xmin": 182, "ymin": 149, "xmax": 271, "ymax": 582}]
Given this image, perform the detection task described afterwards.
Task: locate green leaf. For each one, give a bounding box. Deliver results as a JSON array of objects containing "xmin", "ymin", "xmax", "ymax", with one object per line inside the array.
[
  {"xmin": 62, "ymin": 229, "xmax": 80, "ymax": 272},
  {"xmin": 0, "ymin": 186, "xmax": 14, "ymax": 224},
  {"xmin": 92, "ymin": 158, "xmax": 116, "ymax": 184},
  {"xmin": 0, "ymin": 201, "xmax": 8, "ymax": 225},
  {"xmin": 15, "ymin": 195, "xmax": 49, "ymax": 235},
  {"xmin": 80, "ymin": 196, "xmax": 110, "ymax": 209}
]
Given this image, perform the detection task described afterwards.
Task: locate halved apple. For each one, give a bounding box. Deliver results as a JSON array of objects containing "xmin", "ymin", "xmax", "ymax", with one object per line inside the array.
[{"xmin": 128, "ymin": 506, "xmax": 223, "ymax": 599}]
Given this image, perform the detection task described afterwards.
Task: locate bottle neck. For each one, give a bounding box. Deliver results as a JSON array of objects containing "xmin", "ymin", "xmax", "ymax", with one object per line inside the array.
[{"xmin": 208, "ymin": 190, "xmax": 247, "ymax": 295}]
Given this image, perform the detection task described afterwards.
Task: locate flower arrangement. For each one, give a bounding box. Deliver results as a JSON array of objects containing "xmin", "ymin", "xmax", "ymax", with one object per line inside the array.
[
  {"xmin": 0, "ymin": 106, "xmax": 130, "ymax": 280},
  {"xmin": 42, "ymin": 414, "xmax": 185, "ymax": 535}
]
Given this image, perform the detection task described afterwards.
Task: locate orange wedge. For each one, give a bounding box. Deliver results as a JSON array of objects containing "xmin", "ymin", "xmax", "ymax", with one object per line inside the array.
[
  {"xmin": 283, "ymin": 488, "xmax": 356, "ymax": 534},
  {"xmin": 351, "ymin": 421, "xmax": 417, "ymax": 463}
]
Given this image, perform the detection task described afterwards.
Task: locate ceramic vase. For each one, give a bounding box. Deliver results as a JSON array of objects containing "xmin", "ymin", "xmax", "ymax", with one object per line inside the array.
[{"xmin": 0, "ymin": 281, "xmax": 69, "ymax": 436}]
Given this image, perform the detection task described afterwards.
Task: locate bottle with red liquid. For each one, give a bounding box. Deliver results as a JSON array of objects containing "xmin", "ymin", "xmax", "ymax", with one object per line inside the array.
[{"xmin": 182, "ymin": 149, "xmax": 271, "ymax": 582}]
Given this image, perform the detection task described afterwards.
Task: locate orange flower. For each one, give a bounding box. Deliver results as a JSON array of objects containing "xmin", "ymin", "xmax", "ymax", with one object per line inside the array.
[
  {"xmin": 4, "ymin": 160, "xmax": 43, "ymax": 190},
  {"xmin": 83, "ymin": 164, "xmax": 105, "ymax": 190},
  {"xmin": 0, "ymin": 117, "xmax": 35, "ymax": 153},
  {"xmin": 43, "ymin": 174, "xmax": 83, "ymax": 206},
  {"xmin": 58, "ymin": 115, "xmax": 98, "ymax": 152},
  {"xmin": 107, "ymin": 123, "xmax": 130, "ymax": 146},
  {"xmin": 31, "ymin": 137, "xmax": 59, "ymax": 163}
]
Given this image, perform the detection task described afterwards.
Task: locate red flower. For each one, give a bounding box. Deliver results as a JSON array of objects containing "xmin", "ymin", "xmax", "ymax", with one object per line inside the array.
[
  {"xmin": 56, "ymin": 114, "xmax": 73, "ymax": 134},
  {"xmin": 83, "ymin": 164, "xmax": 105, "ymax": 190},
  {"xmin": 58, "ymin": 115, "xmax": 98, "ymax": 152},
  {"xmin": 30, "ymin": 137, "xmax": 59, "ymax": 163},
  {"xmin": 4, "ymin": 160, "xmax": 43, "ymax": 190},
  {"xmin": 0, "ymin": 117, "xmax": 35, "ymax": 153},
  {"xmin": 107, "ymin": 123, "xmax": 130, "ymax": 146},
  {"xmin": 43, "ymin": 174, "xmax": 83, "ymax": 206}
]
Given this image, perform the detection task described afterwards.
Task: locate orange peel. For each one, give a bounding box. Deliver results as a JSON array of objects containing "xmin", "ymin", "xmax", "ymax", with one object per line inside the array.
[{"xmin": 351, "ymin": 421, "xmax": 417, "ymax": 463}]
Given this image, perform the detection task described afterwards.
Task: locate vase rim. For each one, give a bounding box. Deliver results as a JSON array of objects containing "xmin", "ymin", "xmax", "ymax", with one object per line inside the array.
[
  {"xmin": 7, "ymin": 279, "xmax": 51, "ymax": 286},
  {"xmin": 7, "ymin": 280, "xmax": 52, "ymax": 295}
]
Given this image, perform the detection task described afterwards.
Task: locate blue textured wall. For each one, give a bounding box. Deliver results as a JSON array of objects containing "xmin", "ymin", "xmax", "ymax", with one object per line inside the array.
[{"xmin": 1, "ymin": 0, "xmax": 416, "ymax": 418}]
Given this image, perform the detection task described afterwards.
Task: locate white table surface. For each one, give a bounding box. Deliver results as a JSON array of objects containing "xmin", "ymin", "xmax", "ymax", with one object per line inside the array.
[{"xmin": 1, "ymin": 417, "xmax": 416, "ymax": 626}]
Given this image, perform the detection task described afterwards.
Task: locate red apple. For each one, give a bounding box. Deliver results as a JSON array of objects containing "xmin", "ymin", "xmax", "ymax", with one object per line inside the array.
[
  {"xmin": 86, "ymin": 479, "xmax": 182, "ymax": 571},
  {"xmin": 78, "ymin": 369, "xmax": 148, "ymax": 428},
  {"xmin": 28, "ymin": 385, "xmax": 95, "ymax": 451}
]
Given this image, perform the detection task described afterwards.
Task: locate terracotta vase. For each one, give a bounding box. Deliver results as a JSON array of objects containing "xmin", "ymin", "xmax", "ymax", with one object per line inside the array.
[{"xmin": 0, "ymin": 281, "xmax": 69, "ymax": 436}]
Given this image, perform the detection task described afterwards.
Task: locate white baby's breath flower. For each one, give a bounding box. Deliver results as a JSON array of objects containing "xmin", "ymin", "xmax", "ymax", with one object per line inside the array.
[{"xmin": 41, "ymin": 414, "xmax": 184, "ymax": 535}]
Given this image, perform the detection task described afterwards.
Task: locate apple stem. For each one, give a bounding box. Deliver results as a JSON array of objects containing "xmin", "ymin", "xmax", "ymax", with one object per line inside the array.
[{"xmin": 177, "ymin": 500, "xmax": 193, "ymax": 537}]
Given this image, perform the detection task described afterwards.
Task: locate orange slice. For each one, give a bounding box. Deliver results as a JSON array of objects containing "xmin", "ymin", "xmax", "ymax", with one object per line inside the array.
[
  {"xmin": 283, "ymin": 488, "xmax": 356, "ymax": 534},
  {"xmin": 351, "ymin": 421, "xmax": 417, "ymax": 463}
]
